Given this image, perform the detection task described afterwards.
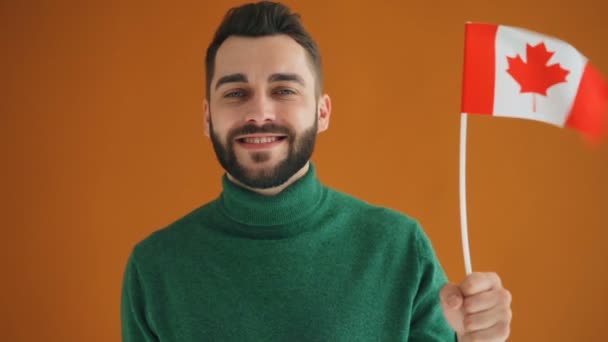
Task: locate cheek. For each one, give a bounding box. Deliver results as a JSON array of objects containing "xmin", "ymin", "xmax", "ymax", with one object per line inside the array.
[
  {"xmin": 209, "ymin": 121, "xmax": 230, "ymax": 147},
  {"xmin": 209, "ymin": 109, "xmax": 236, "ymax": 135},
  {"xmin": 303, "ymin": 107, "xmax": 319, "ymax": 130},
  {"xmin": 281, "ymin": 101, "xmax": 317, "ymax": 127}
]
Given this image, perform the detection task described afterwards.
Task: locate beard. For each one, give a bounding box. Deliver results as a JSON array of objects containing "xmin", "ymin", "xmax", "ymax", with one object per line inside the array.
[{"xmin": 209, "ymin": 115, "xmax": 318, "ymax": 189}]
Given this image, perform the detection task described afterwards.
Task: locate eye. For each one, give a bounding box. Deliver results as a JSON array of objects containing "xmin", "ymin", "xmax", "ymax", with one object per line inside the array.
[
  {"xmin": 224, "ymin": 90, "xmax": 247, "ymax": 98},
  {"xmin": 274, "ymin": 88, "xmax": 296, "ymax": 96}
]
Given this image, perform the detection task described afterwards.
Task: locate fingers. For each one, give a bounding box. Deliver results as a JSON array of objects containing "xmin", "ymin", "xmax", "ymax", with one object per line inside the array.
[
  {"xmin": 457, "ymin": 272, "xmax": 512, "ymax": 341},
  {"xmin": 442, "ymin": 273, "xmax": 512, "ymax": 341},
  {"xmin": 463, "ymin": 287, "xmax": 512, "ymax": 314},
  {"xmin": 462, "ymin": 293, "xmax": 512, "ymax": 332},
  {"xmin": 459, "ymin": 272, "xmax": 502, "ymax": 296},
  {"xmin": 440, "ymin": 283, "xmax": 466, "ymax": 334},
  {"xmin": 440, "ymin": 282, "xmax": 464, "ymax": 310},
  {"xmin": 462, "ymin": 321, "xmax": 511, "ymax": 342}
]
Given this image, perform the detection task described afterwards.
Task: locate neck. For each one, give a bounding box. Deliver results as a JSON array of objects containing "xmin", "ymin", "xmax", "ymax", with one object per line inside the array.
[{"xmin": 226, "ymin": 162, "xmax": 311, "ymax": 196}]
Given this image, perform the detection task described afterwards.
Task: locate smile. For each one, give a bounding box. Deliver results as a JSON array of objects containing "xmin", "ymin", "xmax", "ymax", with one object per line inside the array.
[
  {"xmin": 236, "ymin": 135, "xmax": 287, "ymax": 144},
  {"xmin": 234, "ymin": 135, "xmax": 288, "ymax": 150}
]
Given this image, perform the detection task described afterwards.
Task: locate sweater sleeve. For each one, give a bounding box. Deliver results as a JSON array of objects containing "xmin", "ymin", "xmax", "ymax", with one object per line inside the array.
[
  {"xmin": 121, "ymin": 253, "xmax": 159, "ymax": 342},
  {"xmin": 408, "ymin": 225, "xmax": 458, "ymax": 342}
]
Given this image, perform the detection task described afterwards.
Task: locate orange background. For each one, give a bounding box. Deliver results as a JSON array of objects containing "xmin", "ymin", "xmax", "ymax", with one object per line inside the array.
[{"xmin": 3, "ymin": 0, "xmax": 607, "ymax": 341}]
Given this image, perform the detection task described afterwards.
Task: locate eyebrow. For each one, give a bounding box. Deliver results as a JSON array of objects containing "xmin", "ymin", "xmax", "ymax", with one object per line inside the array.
[
  {"xmin": 215, "ymin": 73, "xmax": 247, "ymax": 90},
  {"xmin": 214, "ymin": 72, "xmax": 306, "ymax": 91},
  {"xmin": 268, "ymin": 73, "xmax": 305, "ymax": 86}
]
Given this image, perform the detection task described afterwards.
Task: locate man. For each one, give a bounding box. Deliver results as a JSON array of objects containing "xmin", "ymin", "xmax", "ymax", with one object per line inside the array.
[{"xmin": 121, "ymin": 2, "xmax": 512, "ymax": 341}]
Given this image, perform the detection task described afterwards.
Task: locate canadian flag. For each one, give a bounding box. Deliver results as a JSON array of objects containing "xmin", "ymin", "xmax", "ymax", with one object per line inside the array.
[{"xmin": 461, "ymin": 23, "xmax": 607, "ymax": 142}]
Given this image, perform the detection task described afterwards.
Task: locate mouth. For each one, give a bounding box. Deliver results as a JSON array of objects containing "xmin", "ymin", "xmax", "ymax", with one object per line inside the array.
[
  {"xmin": 236, "ymin": 135, "xmax": 287, "ymax": 144},
  {"xmin": 234, "ymin": 134, "xmax": 288, "ymax": 149}
]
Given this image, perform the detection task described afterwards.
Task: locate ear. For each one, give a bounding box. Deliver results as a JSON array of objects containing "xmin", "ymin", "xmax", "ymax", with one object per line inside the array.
[
  {"xmin": 316, "ymin": 94, "xmax": 331, "ymax": 133},
  {"xmin": 203, "ymin": 99, "xmax": 211, "ymax": 137}
]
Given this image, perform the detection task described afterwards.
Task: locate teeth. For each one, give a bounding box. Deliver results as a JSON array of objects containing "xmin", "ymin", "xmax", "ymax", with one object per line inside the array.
[{"xmin": 243, "ymin": 136, "xmax": 278, "ymax": 144}]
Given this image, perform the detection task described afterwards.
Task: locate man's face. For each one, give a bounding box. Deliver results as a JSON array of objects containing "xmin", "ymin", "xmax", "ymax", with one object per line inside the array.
[{"xmin": 204, "ymin": 35, "xmax": 330, "ymax": 189}]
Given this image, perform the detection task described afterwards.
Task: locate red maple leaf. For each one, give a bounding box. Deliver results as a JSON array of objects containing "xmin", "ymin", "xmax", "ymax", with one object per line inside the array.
[{"xmin": 506, "ymin": 42, "xmax": 570, "ymax": 112}]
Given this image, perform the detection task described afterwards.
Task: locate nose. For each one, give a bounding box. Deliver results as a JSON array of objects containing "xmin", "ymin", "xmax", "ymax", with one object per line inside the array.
[{"xmin": 243, "ymin": 92, "xmax": 276, "ymax": 124}]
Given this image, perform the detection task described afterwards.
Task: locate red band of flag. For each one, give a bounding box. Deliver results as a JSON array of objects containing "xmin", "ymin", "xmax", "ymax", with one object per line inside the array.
[{"xmin": 461, "ymin": 23, "xmax": 498, "ymax": 114}]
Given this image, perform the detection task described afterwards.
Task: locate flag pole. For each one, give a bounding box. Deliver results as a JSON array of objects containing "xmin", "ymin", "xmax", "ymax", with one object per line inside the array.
[{"xmin": 459, "ymin": 112, "xmax": 473, "ymax": 275}]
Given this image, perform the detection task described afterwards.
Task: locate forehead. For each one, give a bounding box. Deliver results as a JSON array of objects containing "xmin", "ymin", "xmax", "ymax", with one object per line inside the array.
[{"xmin": 213, "ymin": 35, "xmax": 314, "ymax": 86}]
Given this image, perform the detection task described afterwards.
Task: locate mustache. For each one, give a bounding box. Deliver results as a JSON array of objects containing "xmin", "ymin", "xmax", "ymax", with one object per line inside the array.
[{"xmin": 228, "ymin": 123, "xmax": 293, "ymax": 140}]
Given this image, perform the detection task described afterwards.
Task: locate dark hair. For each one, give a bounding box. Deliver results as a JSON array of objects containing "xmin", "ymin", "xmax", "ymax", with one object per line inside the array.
[{"xmin": 205, "ymin": 1, "xmax": 323, "ymax": 99}]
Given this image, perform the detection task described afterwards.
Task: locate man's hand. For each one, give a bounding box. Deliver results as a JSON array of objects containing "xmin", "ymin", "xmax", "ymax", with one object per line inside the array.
[{"xmin": 440, "ymin": 272, "xmax": 512, "ymax": 342}]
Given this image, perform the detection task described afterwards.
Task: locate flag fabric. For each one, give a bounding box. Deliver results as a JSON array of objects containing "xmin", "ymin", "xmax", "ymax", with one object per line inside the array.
[{"xmin": 461, "ymin": 23, "xmax": 608, "ymax": 142}]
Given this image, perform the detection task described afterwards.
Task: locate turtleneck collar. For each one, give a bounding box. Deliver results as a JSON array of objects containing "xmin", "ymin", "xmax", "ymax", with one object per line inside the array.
[{"xmin": 217, "ymin": 163, "xmax": 325, "ymax": 231}]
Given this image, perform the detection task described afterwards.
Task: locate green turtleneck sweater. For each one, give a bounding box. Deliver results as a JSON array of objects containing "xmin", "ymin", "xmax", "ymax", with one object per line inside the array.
[{"xmin": 121, "ymin": 164, "xmax": 456, "ymax": 341}]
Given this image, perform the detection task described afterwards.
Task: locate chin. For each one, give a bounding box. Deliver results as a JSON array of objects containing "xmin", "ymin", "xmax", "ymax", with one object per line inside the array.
[{"xmin": 241, "ymin": 161, "xmax": 282, "ymax": 173}]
